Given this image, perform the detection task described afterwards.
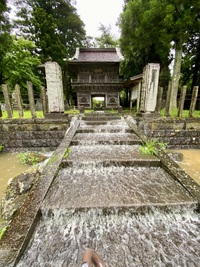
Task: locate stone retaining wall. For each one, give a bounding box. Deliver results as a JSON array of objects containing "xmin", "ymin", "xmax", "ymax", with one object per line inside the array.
[
  {"xmin": 136, "ymin": 117, "xmax": 200, "ymax": 149},
  {"xmin": 1, "ymin": 116, "xmax": 200, "ymax": 150},
  {"xmin": 0, "ymin": 118, "xmax": 69, "ymax": 151}
]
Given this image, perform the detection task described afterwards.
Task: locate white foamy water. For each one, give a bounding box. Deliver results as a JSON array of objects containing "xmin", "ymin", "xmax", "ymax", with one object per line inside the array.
[
  {"xmin": 17, "ymin": 207, "xmax": 200, "ymax": 267},
  {"xmin": 15, "ymin": 115, "xmax": 200, "ymax": 266}
]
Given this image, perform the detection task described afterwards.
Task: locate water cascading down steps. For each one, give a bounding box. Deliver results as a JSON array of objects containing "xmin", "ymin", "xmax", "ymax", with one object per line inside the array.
[{"xmin": 16, "ymin": 112, "xmax": 200, "ymax": 266}]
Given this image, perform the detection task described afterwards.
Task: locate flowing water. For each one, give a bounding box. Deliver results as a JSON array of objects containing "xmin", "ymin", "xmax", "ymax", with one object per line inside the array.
[
  {"xmin": 17, "ymin": 207, "xmax": 200, "ymax": 267},
  {"xmin": 0, "ymin": 152, "xmax": 30, "ymax": 200},
  {"xmin": 16, "ymin": 116, "xmax": 200, "ymax": 266}
]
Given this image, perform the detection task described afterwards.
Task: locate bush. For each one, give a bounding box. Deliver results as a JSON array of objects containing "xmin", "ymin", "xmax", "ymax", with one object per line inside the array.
[
  {"xmin": 0, "ymin": 144, "xmax": 4, "ymax": 152},
  {"xmin": 139, "ymin": 139, "xmax": 167, "ymax": 155},
  {"xmin": 17, "ymin": 152, "xmax": 47, "ymax": 165}
]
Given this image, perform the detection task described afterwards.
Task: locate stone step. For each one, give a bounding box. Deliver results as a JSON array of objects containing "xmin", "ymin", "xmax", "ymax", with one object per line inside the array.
[
  {"xmin": 76, "ymin": 128, "xmax": 134, "ymax": 133},
  {"xmin": 18, "ymin": 205, "xmax": 199, "ymax": 267},
  {"xmin": 62, "ymin": 159, "xmax": 160, "ymax": 168},
  {"xmin": 65, "ymin": 145, "xmax": 159, "ymax": 164},
  {"xmin": 43, "ymin": 166, "xmax": 196, "ymax": 210},
  {"xmin": 71, "ymin": 132, "xmax": 141, "ymax": 146},
  {"xmin": 82, "ymin": 115, "xmax": 121, "ymax": 121},
  {"xmin": 80, "ymin": 118, "xmax": 127, "ymax": 126}
]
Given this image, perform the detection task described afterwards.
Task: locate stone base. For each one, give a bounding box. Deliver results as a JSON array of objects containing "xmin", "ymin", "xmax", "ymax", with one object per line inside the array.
[
  {"xmin": 136, "ymin": 112, "xmax": 160, "ymax": 117},
  {"xmin": 45, "ymin": 112, "xmax": 68, "ymax": 119}
]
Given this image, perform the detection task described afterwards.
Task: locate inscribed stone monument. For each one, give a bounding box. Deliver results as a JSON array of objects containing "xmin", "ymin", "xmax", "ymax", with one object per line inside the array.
[
  {"xmin": 140, "ymin": 63, "xmax": 160, "ymax": 113},
  {"xmin": 45, "ymin": 61, "xmax": 64, "ymax": 113}
]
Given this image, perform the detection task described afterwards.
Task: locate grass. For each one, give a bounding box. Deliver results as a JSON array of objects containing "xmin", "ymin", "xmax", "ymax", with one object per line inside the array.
[
  {"xmin": 0, "ymin": 226, "xmax": 7, "ymax": 240},
  {"xmin": 1, "ymin": 110, "xmax": 44, "ymax": 119},
  {"xmin": 1, "ymin": 108, "xmax": 200, "ymax": 119},
  {"xmin": 0, "ymin": 109, "xmax": 97, "ymax": 118},
  {"xmin": 160, "ymin": 108, "xmax": 200, "ymax": 118},
  {"xmin": 0, "ymin": 144, "xmax": 4, "ymax": 151},
  {"xmin": 16, "ymin": 152, "xmax": 46, "ymax": 165},
  {"xmin": 139, "ymin": 139, "xmax": 167, "ymax": 155}
]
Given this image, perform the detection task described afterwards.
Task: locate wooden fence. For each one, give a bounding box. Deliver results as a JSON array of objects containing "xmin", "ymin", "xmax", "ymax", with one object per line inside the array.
[{"xmin": 0, "ymin": 82, "xmax": 48, "ymax": 118}]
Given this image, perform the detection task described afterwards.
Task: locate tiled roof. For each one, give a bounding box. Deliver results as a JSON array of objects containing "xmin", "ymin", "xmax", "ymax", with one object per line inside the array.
[{"xmin": 69, "ymin": 48, "xmax": 123, "ymax": 63}]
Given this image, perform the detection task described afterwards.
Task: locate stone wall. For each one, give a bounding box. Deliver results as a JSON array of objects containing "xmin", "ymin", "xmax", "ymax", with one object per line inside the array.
[
  {"xmin": 136, "ymin": 117, "xmax": 200, "ymax": 149},
  {"xmin": 0, "ymin": 118, "xmax": 69, "ymax": 151}
]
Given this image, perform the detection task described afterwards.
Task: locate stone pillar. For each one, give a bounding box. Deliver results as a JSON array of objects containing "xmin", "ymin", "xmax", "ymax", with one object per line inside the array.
[
  {"xmin": 140, "ymin": 63, "xmax": 160, "ymax": 113},
  {"xmin": 45, "ymin": 61, "xmax": 64, "ymax": 113}
]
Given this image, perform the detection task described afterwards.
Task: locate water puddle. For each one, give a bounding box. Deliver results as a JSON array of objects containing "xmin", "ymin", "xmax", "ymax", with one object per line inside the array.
[
  {"xmin": 172, "ymin": 150, "xmax": 200, "ymax": 185},
  {"xmin": 0, "ymin": 152, "xmax": 30, "ymax": 200}
]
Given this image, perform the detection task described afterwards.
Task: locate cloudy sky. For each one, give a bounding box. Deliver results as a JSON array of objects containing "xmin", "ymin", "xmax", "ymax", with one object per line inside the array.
[{"xmin": 75, "ymin": 0, "xmax": 124, "ymax": 37}]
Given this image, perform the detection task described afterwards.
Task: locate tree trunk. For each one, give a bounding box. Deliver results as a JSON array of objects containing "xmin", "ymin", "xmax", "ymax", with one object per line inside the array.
[{"xmin": 170, "ymin": 40, "xmax": 183, "ymax": 109}]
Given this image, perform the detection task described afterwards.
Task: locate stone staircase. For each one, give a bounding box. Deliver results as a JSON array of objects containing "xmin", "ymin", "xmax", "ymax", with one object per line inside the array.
[{"xmin": 16, "ymin": 113, "xmax": 199, "ymax": 267}]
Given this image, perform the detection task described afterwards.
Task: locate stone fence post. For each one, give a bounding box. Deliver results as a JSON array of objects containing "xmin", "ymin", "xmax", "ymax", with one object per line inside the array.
[
  {"xmin": 2, "ymin": 84, "xmax": 12, "ymax": 118},
  {"xmin": 178, "ymin": 85, "xmax": 187, "ymax": 117},
  {"xmin": 189, "ymin": 86, "xmax": 199, "ymax": 117},
  {"xmin": 155, "ymin": 86, "xmax": 163, "ymax": 114},
  {"xmin": 15, "ymin": 84, "xmax": 24, "ymax": 118},
  {"xmin": 40, "ymin": 86, "xmax": 48, "ymax": 116},
  {"xmin": 164, "ymin": 81, "xmax": 172, "ymax": 117},
  {"xmin": 27, "ymin": 81, "xmax": 36, "ymax": 119}
]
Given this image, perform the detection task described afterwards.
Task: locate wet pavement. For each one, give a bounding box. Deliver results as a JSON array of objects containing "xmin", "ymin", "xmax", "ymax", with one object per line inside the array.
[{"xmin": 5, "ymin": 113, "xmax": 200, "ymax": 266}]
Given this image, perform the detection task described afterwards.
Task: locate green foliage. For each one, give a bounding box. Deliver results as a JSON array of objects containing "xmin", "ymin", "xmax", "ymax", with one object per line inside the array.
[
  {"xmin": 120, "ymin": 0, "xmax": 171, "ymax": 81},
  {"xmin": 0, "ymin": 0, "xmax": 12, "ymax": 85},
  {"xmin": 119, "ymin": 0, "xmax": 200, "ymax": 93},
  {"xmin": 13, "ymin": 0, "xmax": 86, "ymax": 102},
  {"xmin": 1, "ymin": 110, "xmax": 44, "ymax": 119},
  {"xmin": 0, "ymin": 226, "xmax": 7, "ymax": 240},
  {"xmin": 95, "ymin": 23, "xmax": 119, "ymax": 48},
  {"xmin": 139, "ymin": 139, "xmax": 167, "ymax": 155},
  {"xmin": 92, "ymin": 98, "xmax": 104, "ymax": 109},
  {"xmin": 63, "ymin": 148, "xmax": 70, "ymax": 158},
  {"xmin": 160, "ymin": 108, "xmax": 200, "ymax": 118},
  {"xmin": 0, "ymin": 144, "xmax": 4, "ymax": 152},
  {"xmin": 17, "ymin": 152, "xmax": 46, "ymax": 165},
  {"xmin": 0, "ymin": 35, "xmax": 42, "ymax": 94},
  {"xmin": 14, "ymin": 0, "xmax": 86, "ymax": 64}
]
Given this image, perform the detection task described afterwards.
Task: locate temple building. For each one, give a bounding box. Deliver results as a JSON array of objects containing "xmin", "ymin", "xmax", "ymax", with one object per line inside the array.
[{"xmin": 68, "ymin": 47, "xmax": 124, "ymax": 109}]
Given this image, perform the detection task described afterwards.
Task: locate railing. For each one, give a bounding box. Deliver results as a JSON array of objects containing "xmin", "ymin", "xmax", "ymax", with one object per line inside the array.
[
  {"xmin": 71, "ymin": 77, "xmax": 124, "ymax": 84},
  {"xmin": 81, "ymin": 248, "xmax": 106, "ymax": 267}
]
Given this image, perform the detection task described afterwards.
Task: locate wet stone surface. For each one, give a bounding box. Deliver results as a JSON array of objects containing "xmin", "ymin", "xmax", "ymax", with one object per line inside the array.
[
  {"xmin": 43, "ymin": 166, "xmax": 195, "ymax": 209},
  {"xmin": 14, "ymin": 114, "xmax": 200, "ymax": 267},
  {"xmin": 67, "ymin": 145, "xmax": 158, "ymax": 162},
  {"xmin": 71, "ymin": 132, "xmax": 141, "ymax": 145},
  {"xmin": 17, "ymin": 207, "xmax": 200, "ymax": 267}
]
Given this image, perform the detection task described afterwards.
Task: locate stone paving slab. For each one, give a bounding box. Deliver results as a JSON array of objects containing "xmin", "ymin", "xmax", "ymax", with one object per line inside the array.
[
  {"xmin": 80, "ymin": 119, "xmax": 129, "ymax": 128},
  {"xmin": 67, "ymin": 145, "xmax": 159, "ymax": 162},
  {"xmin": 71, "ymin": 132, "xmax": 141, "ymax": 145},
  {"xmin": 43, "ymin": 166, "xmax": 196, "ymax": 210},
  {"xmin": 77, "ymin": 127, "xmax": 134, "ymax": 133}
]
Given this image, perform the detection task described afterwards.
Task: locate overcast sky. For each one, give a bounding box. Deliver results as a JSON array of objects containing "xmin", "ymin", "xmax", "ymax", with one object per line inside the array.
[{"xmin": 75, "ymin": 0, "xmax": 124, "ymax": 38}]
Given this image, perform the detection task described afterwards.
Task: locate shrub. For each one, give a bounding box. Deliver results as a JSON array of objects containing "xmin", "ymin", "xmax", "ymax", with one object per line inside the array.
[
  {"xmin": 139, "ymin": 139, "xmax": 167, "ymax": 155},
  {"xmin": 0, "ymin": 144, "xmax": 4, "ymax": 152},
  {"xmin": 17, "ymin": 152, "xmax": 46, "ymax": 165}
]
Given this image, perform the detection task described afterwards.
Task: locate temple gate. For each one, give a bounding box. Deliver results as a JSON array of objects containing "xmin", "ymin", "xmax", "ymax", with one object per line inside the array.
[{"xmin": 68, "ymin": 48, "xmax": 124, "ymax": 109}]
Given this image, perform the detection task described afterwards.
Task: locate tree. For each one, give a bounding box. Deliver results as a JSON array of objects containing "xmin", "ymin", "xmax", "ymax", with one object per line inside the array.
[
  {"xmin": 164, "ymin": 0, "xmax": 198, "ymax": 109},
  {"xmin": 120, "ymin": 0, "xmax": 171, "ymax": 85},
  {"xmin": 0, "ymin": 0, "xmax": 12, "ymax": 86},
  {"xmin": 0, "ymin": 35, "xmax": 42, "ymax": 94},
  {"xmin": 120, "ymin": 0, "xmax": 200, "ymax": 109},
  {"xmin": 95, "ymin": 23, "xmax": 119, "ymax": 48},
  {"xmin": 14, "ymin": 0, "xmax": 86, "ymax": 102},
  {"xmin": 14, "ymin": 0, "xmax": 86, "ymax": 63}
]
